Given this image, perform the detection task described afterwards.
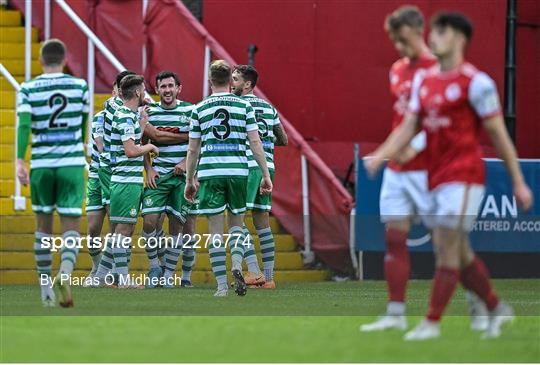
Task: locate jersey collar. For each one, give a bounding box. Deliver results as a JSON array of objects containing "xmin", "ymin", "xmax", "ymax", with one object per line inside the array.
[
  {"xmin": 39, "ymin": 72, "xmax": 65, "ymax": 78},
  {"xmin": 159, "ymin": 99, "xmax": 180, "ymax": 109},
  {"xmin": 211, "ymin": 92, "xmax": 233, "ymax": 96}
]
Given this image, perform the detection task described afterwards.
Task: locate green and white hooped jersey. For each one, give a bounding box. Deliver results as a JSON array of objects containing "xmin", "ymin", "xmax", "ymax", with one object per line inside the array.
[
  {"xmin": 110, "ymin": 106, "xmax": 143, "ymax": 184},
  {"xmin": 89, "ymin": 110, "xmax": 105, "ymax": 179},
  {"xmin": 243, "ymin": 94, "xmax": 281, "ymax": 171},
  {"xmin": 189, "ymin": 92, "xmax": 257, "ymax": 180},
  {"xmin": 100, "ymin": 96, "xmax": 123, "ymax": 168},
  {"xmin": 16, "ymin": 73, "xmax": 89, "ymax": 169},
  {"xmin": 147, "ymin": 100, "xmax": 193, "ymax": 175}
]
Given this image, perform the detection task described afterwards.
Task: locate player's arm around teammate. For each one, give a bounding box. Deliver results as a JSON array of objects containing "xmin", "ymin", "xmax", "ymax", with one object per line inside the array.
[{"xmin": 141, "ymin": 107, "xmax": 189, "ymax": 145}]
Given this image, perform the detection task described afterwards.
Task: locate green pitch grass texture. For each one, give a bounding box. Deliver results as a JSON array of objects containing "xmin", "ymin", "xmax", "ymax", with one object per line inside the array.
[{"xmin": 1, "ymin": 280, "xmax": 539, "ymax": 362}]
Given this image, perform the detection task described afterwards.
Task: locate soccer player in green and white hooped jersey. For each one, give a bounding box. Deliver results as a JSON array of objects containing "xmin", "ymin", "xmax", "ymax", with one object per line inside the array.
[
  {"xmin": 231, "ymin": 65, "xmax": 288, "ymax": 289},
  {"xmin": 84, "ymin": 110, "xmax": 106, "ymax": 280},
  {"xmin": 93, "ymin": 71, "xmax": 183, "ymax": 283},
  {"xmin": 107, "ymin": 75, "xmax": 159, "ymax": 287},
  {"xmin": 141, "ymin": 71, "xmax": 197, "ymax": 288},
  {"xmin": 16, "ymin": 39, "xmax": 88, "ymax": 307},
  {"xmin": 92, "ymin": 71, "xmax": 131, "ymax": 283},
  {"xmin": 184, "ymin": 60, "xmax": 273, "ymax": 297}
]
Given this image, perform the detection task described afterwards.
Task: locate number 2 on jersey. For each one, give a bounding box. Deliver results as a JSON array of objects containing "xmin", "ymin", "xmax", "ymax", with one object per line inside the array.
[
  {"xmin": 212, "ymin": 108, "xmax": 231, "ymax": 140},
  {"xmin": 48, "ymin": 93, "xmax": 68, "ymax": 129}
]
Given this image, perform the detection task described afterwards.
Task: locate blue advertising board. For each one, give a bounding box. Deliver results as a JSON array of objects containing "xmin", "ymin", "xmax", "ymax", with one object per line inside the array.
[{"xmin": 355, "ymin": 158, "xmax": 540, "ymax": 253}]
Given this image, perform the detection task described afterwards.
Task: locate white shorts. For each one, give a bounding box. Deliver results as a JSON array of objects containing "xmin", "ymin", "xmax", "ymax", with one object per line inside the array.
[
  {"xmin": 424, "ymin": 182, "xmax": 485, "ymax": 232},
  {"xmin": 379, "ymin": 168, "xmax": 431, "ymax": 223}
]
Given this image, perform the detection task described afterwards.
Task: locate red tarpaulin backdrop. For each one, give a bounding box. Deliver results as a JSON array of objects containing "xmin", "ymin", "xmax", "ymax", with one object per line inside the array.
[
  {"xmin": 143, "ymin": 0, "xmax": 205, "ymax": 103},
  {"xmin": 204, "ymin": 0, "xmax": 540, "ymax": 159},
  {"xmin": 11, "ymin": 0, "xmax": 143, "ymax": 92}
]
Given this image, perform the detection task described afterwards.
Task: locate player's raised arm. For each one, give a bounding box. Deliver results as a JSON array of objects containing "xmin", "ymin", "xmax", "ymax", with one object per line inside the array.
[
  {"xmin": 123, "ymin": 137, "xmax": 158, "ymax": 158},
  {"xmin": 120, "ymin": 115, "xmax": 158, "ymax": 158}
]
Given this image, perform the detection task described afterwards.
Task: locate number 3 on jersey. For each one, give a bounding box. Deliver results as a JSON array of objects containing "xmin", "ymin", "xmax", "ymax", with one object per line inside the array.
[
  {"xmin": 212, "ymin": 108, "xmax": 231, "ymax": 140},
  {"xmin": 48, "ymin": 93, "xmax": 68, "ymax": 129}
]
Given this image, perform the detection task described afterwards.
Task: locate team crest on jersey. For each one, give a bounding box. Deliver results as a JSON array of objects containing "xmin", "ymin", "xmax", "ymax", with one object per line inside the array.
[
  {"xmin": 130, "ymin": 208, "xmax": 137, "ymax": 217},
  {"xmin": 445, "ymin": 83, "xmax": 461, "ymax": 102},
  {"xmin": 145, "ymin": 197, "xmax": 153, "ymax": 207},
  {"xmin": 179, "ymin": 115, "xmax": 189, "ymax": 124}
]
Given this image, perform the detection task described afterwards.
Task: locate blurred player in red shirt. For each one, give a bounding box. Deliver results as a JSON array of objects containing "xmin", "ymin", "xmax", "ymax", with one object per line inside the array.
[
  {"xmin": 362, "ymin": 5, "xmax": 488, "ymax": 334},
  {"xmin": 361, "ymin": 6, "xmax": 437, "ymax": 332},
  {"xmin": 366, "ymin": 12, "xmax": 532, "ymax": 341}
]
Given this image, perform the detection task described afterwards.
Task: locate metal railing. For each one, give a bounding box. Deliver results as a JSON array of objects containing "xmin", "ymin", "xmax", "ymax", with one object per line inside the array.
[
  {"xmin": 25, "ymin": 0, "xmax": 127, "ymax": 144},
  {"xmin": 301, "ymin": 154, "xmax": 313, "ymax": 263},
  {"xmin": 18, "ymin": 0, "xmax": 128, "ymax": 210},
  {"xmin": 0, "ymin": 63, "xmax": 27, "ymax": 211}
]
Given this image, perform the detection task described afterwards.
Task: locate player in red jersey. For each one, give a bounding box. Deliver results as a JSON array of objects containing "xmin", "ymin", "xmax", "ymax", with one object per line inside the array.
[
  {"xmin": 362, "ymin": 5, "xmax": 489, "ymax": 334},
  {"xmin": 361, "ymin": 6, "xmax": 436, "ymax": 332},
  {"xmin": 366, "ymin": 12, "xmax": 532, "ymax": 340},
  {"xmin": 362, "ymin": 5, "xmax": 486, "ymax": 332}
]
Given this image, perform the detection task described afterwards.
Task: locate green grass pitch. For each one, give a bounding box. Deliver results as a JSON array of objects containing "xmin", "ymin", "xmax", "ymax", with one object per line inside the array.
[{"xmin": 1, "ymin": 280, "xmax": 539, "ymax": 362}]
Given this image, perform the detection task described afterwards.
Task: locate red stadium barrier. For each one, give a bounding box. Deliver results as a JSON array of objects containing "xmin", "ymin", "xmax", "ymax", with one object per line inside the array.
[
  {"xmin": 13, "ymin": 0, "xmax": 355, "ymax": 271},
  {"xmin": 11, "ymin": 0, "xmax": 143, "ymax": 92},
  {"xmin": 145, "ymin": 0, "xmax": 355, "ymax": 271},
  {"xmin": 203, "ymin": 0, "xmax": 540, "ymax": 159}
]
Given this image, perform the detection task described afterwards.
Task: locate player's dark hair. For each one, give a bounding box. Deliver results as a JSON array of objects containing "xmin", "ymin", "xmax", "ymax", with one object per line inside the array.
[
  {"xmin": 385, "ymin": 5, "xmax": 424, "ymax": 33},
  {"xmin": 120, "ymin": 75, "xmax": 145, "ymax": 100},
  {"xmin": 209, "ymin": 60, "xmax": 231, "ymax": 87},
  {"xmin": 114, "ymin": 70, "xmax": 136, "ymax": 88},
  {"xmin": 431, "ymin": 12, "xmax": 474, "ymax": 40},
  {"xmin": 40, "ymin": 39, "xmax": 66, "ymax": 67},
  {"xmin": 155, "ymin": 71, "xmax": 181, "ymax": 87},
  {"xmin": 233, "ymin": 65, "xmax": 258, "ymax": 89}
]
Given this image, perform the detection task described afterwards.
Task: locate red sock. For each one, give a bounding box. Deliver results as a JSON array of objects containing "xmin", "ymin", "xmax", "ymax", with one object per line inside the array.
[
  {"xmin": 460, "ymin": 256, "xmax": 499, "ymax": 310},
  {"xmin": 384, "ymin": 228, "xmax": 410, "ymax": 303},
  {"xmin": 427, "ymin": 267, "xmax": 460, "ymax": 322}
]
